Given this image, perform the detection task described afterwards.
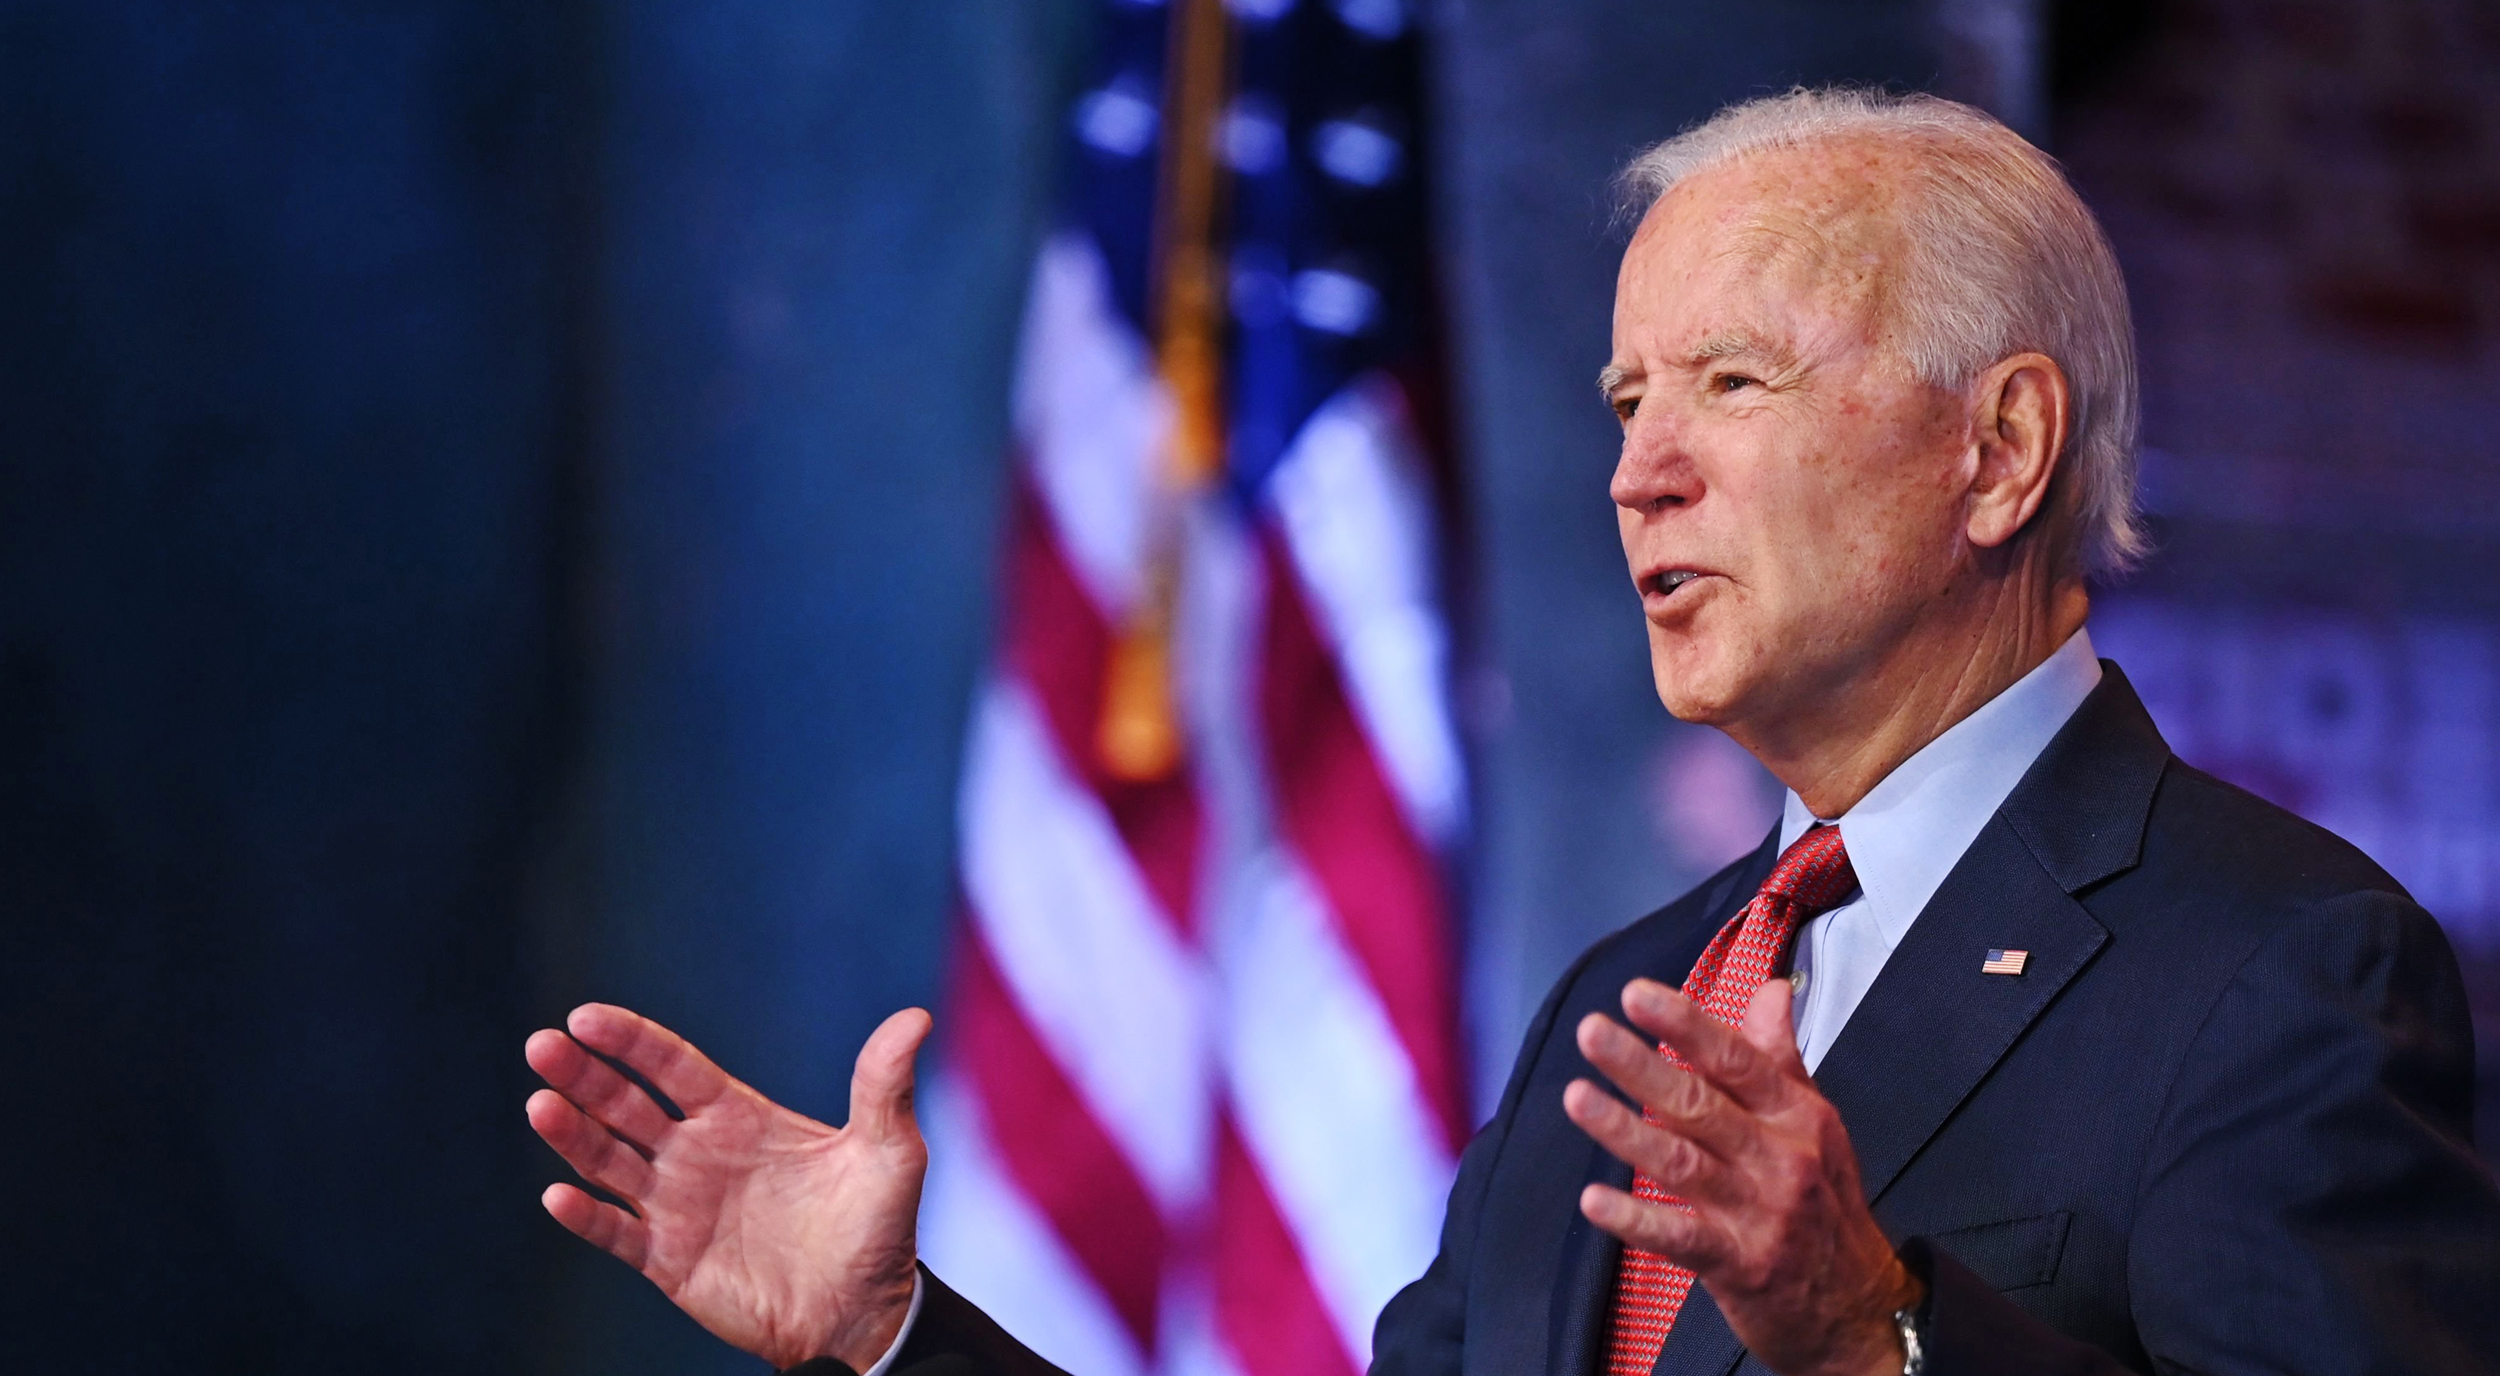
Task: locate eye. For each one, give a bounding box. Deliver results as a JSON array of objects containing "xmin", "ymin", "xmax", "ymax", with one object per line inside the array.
[
  {"xmin": 1714, "ymin": 372, "xmax": 1758, "ymax": 394},
  {"xmin": 1612, "ymin": 395, "xmax": 1641, "ymax": 423}
]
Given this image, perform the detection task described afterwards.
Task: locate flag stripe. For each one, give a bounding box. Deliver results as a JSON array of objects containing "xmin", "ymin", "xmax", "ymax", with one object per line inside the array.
[
  {"xmin": 1255, "ymin": 526, "xmax": 1468, "ymax": 1149},
  {"xmin": 919, "ymin": 1074, "xmax": 1151, "ymax": 1376},
  {"xmin": 953, "ymin": 924, "xmax": 1171, "ymax": 1351},
  {"xmin": 1014, "ymin": 234, "xmax": 1166, "ymax": 622},
  {"xmin": 1002, "ymin": 475, "xmax": 1205, "ymax": 932},
  {"xmin": 1262, "ymin": 381, "xmax": 1467, "ymax": 849},
  {"xmin": 1222, "ymin": 851, "xmax": 1457, "ymax": 1365},
  {"xmin": 959, "ymin": 676, "xmax": 1212, "ymax": 1212},
  {"xmin": 1213, "ymin": 1120, "xmax": 1364, "ymax": 1376}
]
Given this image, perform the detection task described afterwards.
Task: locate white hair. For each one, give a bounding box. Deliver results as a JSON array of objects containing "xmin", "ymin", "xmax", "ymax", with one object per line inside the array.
[{"xmin": 1619, "ymin": 88, "xmax": 2148, "ymax": 578}]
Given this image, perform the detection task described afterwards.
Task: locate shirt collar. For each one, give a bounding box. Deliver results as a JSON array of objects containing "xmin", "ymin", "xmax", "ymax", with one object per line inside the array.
[{"xmin": 1779, "ymin": 628, "xmax": 2104, "ymax": 946}]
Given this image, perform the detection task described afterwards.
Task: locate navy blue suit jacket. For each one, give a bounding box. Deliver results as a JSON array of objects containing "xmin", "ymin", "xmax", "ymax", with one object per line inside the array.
[{"xmin": 891, "ymin": 665, "xmax": 2500, "ymax": 1375}]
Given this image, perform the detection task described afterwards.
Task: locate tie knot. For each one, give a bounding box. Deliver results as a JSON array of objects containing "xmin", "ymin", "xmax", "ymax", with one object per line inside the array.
[{"xmin": 1760, "ymin": 823, "xmax": 1857, "ymax": 915}]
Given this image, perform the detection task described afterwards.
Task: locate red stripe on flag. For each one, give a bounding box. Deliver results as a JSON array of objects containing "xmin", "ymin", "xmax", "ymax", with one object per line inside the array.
[
  {"xmin": 1214, "ymin": 1117, "xmax": 1363, "ymax": 1376},
  {"xmin": 1254, "ymin": 528, "xmax": 1468, "ymax": 1148},
  {"xmin": 1001, "ymin": 474, "xmax": 1204, "ymax": 932},
  {"xmin": 951, "ymin": 917, "xmax": 1169, "ymax": 1353}
]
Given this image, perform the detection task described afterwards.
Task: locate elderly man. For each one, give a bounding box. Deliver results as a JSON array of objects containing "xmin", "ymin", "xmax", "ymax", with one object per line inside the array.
[{"xmin": 525, "ymin": 90, "xmax": 2500, "ymax": 1375}]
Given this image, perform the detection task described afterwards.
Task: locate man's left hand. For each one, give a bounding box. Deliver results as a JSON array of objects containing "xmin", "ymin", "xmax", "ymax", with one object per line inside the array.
[{"xmin": 1565, "ymin": 976, "xmax": 1922, "ymax": 1376}]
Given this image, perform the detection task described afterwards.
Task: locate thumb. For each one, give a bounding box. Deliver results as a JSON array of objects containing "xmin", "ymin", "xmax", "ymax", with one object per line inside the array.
[{"xmin": 848, "ymin": 1007, "xmax": 934, "ymax": 1147}]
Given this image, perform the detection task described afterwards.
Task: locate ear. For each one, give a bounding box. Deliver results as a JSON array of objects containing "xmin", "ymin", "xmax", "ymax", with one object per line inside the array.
[{"xmin": 1964, "ymin": 351, "xmax": 2071, "ymax": 552}]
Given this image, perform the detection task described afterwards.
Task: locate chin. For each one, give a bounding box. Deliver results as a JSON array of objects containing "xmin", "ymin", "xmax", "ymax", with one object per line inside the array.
[{"xmin": 1645, "ymin": 635, "xmax": 1746, "ymax": 726}]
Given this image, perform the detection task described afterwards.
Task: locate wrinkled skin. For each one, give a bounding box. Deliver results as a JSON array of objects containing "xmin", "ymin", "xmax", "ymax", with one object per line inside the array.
[
  {"xmin": 1583, "ymin": 138, "xmax": 2088, "ymax": 1374},
  {"xmin": 525, "ymin": 1003, "xmax": 930, "ymax": 1371},
  {"xmin": 1605, "ymin": 140, "xmax": 2084, "ymax": 818},
  {"xmin": 1568, "ymin": 980, "xmax": 1920, "ymax": 1376}
]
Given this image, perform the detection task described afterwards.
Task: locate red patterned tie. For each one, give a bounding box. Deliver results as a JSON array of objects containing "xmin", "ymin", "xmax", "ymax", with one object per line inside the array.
[{"xmin": 1602, "ymin": 824, "xmax": 1858, "ymax": 1376}]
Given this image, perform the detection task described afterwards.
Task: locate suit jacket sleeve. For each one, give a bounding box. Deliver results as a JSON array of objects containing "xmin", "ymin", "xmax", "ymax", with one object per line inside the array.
[
  {"xmin": 1912, "ymin": 887, "xmax": 2500, "ymax": 1375},
  {"xmin": 811, "ymin": 1265, "xmax": 1068, "ymax": 1376},
  {"xmin": 1370, "ymin": 944, "xmax": 1600, "ymax": 1376},
  {"xmin": 2122, "ymin": 887, "xmax": 2500, "ymax": 1373}
]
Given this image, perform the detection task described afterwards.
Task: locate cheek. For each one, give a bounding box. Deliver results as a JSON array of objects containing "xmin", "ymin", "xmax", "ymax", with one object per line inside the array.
[
  {"xmin": 1833, "ymin": 410, "xmax": 1966, "ymax": 555},
  {"xmin": 1749, "ymin": 442, "xmax": 1949, "ymax": 622},
  {"xmin": 1723, "ymin": 449, "xmax": 1853, "ymax": 590}
]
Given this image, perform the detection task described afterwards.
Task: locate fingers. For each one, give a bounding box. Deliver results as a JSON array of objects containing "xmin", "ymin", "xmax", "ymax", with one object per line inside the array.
[
  {"xmin": 848, "ymin": 1007, "xmax": 934, "ymax": 1149},
  {"xmin": 1619, "ymin": 979, "xmax": 1798, "ymax": 1112},
  {"xmin": 1576, "ymin": 1010, "xmax": 1752, "ymax": 1162},
  {"xmin": 564, "ymin": 1003, "xmax": 737, "ymax": 1115},
  {"xmin": 529, "ymin": 1087, "xmax": 659, "ymax": 1203},
  {"xmin": 542, "ymin": 1182, "xmax": 651, "ymax": 1271},
  {"xmin": 1579, "ymin": 1181, "xmax": 1732, "ymax": 1273},
  {"xmin": 526, "ymin": 1027, "xmax": 679, "ymax": 1151},
  {"xmin": 1739, "ymin": 978, "xmax": 1810, "ymax": 1075},
  {"xmin": 1564, "ymin": 1077, "xmax": 1733, "ymax": 1203}
]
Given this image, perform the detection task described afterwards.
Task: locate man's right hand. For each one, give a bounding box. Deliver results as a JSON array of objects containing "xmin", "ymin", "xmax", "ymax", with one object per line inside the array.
[{"xmin": 525, "ymin": 1003, "xmax": 934, "ymax": 1373}]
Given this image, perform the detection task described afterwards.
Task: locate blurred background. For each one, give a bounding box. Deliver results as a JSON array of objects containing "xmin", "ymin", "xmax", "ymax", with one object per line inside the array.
[{"xmin": 6, "ymin": 0, "xmax": 2495, "ymax": 1372}]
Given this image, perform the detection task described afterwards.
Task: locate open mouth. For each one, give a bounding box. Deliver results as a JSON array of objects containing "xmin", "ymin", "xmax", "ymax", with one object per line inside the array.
[{"xmin": 1644, "ymin": 569, "xmax": 1704, "ymax": 598}]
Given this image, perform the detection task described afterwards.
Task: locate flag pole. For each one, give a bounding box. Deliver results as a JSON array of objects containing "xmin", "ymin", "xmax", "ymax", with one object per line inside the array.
[{"xmin": 1098, "ymin": 0, "xmax": 1232, "ymax": 783}]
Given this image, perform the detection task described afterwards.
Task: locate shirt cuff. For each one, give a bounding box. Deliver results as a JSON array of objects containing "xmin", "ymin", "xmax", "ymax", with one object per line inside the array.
[{"xmin": 855, "ymin": 1268, "xmax": 925, "ymax": 1376}]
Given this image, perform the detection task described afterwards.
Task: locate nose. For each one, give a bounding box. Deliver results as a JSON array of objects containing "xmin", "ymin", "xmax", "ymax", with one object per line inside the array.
[{"xmin": 1609, "ymin": 408, "xmax": 1701, "ymax": 516}]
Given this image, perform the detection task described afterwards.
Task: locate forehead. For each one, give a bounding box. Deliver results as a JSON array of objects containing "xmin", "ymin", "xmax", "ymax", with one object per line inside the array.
[{"xmin": 1613, "ymin": 139, "xmax": 1915, "ymax": 346}]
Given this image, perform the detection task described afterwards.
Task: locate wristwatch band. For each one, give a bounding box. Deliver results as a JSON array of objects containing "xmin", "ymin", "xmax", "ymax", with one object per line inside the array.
[
  {"xmin": 1892, "ymin": 1303, "xmax": 1928, "ymax": 1376},
  {"xmin": 1880, "ymin": 1300, "xmax": 1920, "ymax": 1376}
]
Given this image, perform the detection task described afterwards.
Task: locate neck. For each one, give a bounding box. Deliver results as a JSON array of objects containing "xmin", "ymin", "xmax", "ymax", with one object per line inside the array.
[{"xmin": 1737, "ymin": 573, "xmax": 2090, "ymax": 820}]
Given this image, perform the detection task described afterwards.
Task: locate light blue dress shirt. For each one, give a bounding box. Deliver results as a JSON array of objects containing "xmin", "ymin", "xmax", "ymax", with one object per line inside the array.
[{"xmin": 1780, "ymin": 629, "xmax": 2104, "ymax": 1072}]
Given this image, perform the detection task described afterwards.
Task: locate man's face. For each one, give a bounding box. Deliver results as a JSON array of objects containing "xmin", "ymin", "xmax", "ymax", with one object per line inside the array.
[{"xmin": 1605, "ymin": 143, "xmax": 1973, "ymax": 738}]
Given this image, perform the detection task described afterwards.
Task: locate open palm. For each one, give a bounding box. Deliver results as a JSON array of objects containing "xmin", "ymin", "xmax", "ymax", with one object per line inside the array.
[{"xmin": 525, "ymin": 1003, "xmax": 932, "ymax": 1372}]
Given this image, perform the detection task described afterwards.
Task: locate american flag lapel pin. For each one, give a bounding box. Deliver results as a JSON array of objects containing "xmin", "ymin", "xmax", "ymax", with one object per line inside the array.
[{"xmin": 1982, "ymin": 948, "xmax": 2030, "ymax": 976}]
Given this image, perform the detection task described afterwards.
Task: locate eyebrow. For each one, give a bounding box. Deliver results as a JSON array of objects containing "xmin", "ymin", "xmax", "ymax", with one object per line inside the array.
[
  {"xmin": 1595, "ymin": 331, "xmax": 1792, "ymax": 399},
  {"xmin": 1689, "ymin": 332, "xmax": 1773, "ymax": 362}
]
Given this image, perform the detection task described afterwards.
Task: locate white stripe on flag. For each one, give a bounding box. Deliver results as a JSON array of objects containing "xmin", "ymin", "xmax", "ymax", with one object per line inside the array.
[
  {"xmin": 1219, "ymin": 848, "xmax": 1459, "ymax": 1366},
  {"xmin": 959, "ymin": 677, "xmax": 1214, "ymax": 1214},
  {"xmin": 918, "ymin": 1074, "xmax": 1152, "ymax": 1376},
  {"xmin": 1013, "ymin": 232, "xmax": 1172, "ymax": 622},
  {"xmin": 1151, "ymin": 1259, "xmax": 1254, "ymax": 1376},
  {"xmin": 1263, "ymin": 377, "xmax": 1468, "ymax": 849}
]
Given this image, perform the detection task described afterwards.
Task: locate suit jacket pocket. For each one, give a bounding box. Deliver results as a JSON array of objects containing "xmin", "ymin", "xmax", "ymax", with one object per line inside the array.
[{"xmin": 1920, "ymin": 1210, "xmax": 2071, "ymax": 1292}]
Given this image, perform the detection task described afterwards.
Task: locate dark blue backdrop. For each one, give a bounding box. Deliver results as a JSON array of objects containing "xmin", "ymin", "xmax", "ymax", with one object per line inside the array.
[{"xmin": 5, "ymin": 2, "xmax": 1065, "ymax": 1370}]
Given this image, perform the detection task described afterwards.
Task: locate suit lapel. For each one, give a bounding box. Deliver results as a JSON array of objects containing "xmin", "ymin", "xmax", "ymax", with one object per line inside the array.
[
  {"xmin": 1546, "ymin": 1140, "xmax": 1633, "ymax": 1376},
  {"xmin": 1809, "ymin": 819, "xmax": 2107, "ymax": 1204},
  {"xmin": 1662, "ymin": 666, "xmax": 2171, "ymax": 1376},
  {"xmin": 1812, "ymin": 663, "xmax": 2167, "ymax": 1205},
  {"xmin": 1653, "ymin": 1290, "xmax": 1746, "ymax": 1376},
  {"xmin": 1549, "ymin": 835, "xmax": 1776, "ymax": 1376}
]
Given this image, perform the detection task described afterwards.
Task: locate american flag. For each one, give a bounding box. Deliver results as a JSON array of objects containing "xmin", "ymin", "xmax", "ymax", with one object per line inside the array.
[
  {"xmin": 1982, "ymin": 949, "xmax": 2030, "ymax": 976},
  {"xmin": 917, "ymin": 3, "xmax": 1466, "ymax": 1376}
]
